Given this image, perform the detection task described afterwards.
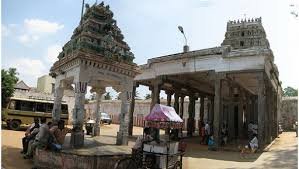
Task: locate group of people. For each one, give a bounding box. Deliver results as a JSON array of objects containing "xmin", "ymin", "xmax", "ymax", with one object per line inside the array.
[
  {"xmin": 199, "ymin": 121, "xmax": 259, "ymax": 152},
  {"xmin": 21, "ymin": 117, "xmax": 71, "ymax": 159}
]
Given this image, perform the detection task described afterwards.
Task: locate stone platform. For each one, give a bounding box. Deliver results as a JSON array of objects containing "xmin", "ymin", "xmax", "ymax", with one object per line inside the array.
[{"xmin": 34, "ymin": 135, "xmax": 132, "ymax": 169}]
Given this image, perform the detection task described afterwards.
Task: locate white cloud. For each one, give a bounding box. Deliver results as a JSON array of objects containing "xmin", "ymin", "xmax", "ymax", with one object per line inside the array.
[
  {"xmin": 11, "ymin": 58, "xmax": 47, "ymax": 78},
  {"xmin": 9, "ymin": 19, "xmax": 64, "ymax": 45},
  {"xmin": 45, "ymin": 44, "xmax": 62, "ymax": 63},
  {"xmin": 18, "ymin": 34, "xmax": 40, "ymax": 44},
  {"xmin": 24, "ymin": 19, "xmax": 64, "ymax": 33},
  {"xmin": 2, "ymin": 24, "xmax": 10, "ymax": 37}
]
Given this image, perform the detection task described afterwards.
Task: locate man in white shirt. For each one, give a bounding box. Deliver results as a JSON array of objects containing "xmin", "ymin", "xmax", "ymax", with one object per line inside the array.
[
  {"xmin": 24, "ymin": 117, "xmax": 50, "ymax": 159},
  {"xmin": 21, "ymin": 117, "xmax": 40, "ymax": 154}
]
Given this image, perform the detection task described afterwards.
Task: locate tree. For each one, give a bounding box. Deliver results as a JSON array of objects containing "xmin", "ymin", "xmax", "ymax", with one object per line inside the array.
[
  {"xmin": 1, "ymin": 68, "xmax": 19, "ymax": 107},
  {"xmin": 144, "ymin": 93, "xmax": 151, "ymax": 100},
  {"xmin": 104, "ymin": 92, "xmax": 112, "ymax": 100},
  {"xmin": 283, "ymin": 86, "xmax": 298, "ymax": 97}
]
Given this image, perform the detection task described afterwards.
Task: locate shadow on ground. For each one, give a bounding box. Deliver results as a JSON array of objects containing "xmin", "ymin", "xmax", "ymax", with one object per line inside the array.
[
  {"xmin": 183, "ymin": 136, "xmax": 262, "ymax": 162},
  {"xmin": 1, "ymin": 146, "xmax": 33, "ymax": 169},
  {"xmin": 247, "ymin": 144, "xmax": 298, "ymax": 169}
]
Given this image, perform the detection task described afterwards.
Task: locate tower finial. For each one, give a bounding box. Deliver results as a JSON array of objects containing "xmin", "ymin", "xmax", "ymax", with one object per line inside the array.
[{"xmin": 80, "ymin": 0, "xmax": 85, "ymax": 25}]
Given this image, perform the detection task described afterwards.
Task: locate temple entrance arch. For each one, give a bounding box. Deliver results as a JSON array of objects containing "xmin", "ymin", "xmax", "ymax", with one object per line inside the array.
[{"xmin": 50, "ymin": 3, "xmax": 139, "ymax": 147}]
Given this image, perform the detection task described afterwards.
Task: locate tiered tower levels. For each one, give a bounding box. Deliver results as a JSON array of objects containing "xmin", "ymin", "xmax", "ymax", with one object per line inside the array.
[
  {"xmin": 222, "ymin": 17, "xmax": 270, "ymax": 50},
  {"xmin": 51, "ymin": 2, "xmax": 137, "ymax": 76}
]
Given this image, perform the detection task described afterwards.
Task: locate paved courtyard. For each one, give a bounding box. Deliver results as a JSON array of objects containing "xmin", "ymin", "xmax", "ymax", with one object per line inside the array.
[{"xmin": 1, "ymin": 124, "xmax": 297, "ymax": 169}]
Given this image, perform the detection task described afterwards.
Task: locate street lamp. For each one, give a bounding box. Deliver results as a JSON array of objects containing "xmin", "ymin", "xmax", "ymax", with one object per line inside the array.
[{"xmin": 178, "ymin": 25, "xmax": 189, "ymax": 52}]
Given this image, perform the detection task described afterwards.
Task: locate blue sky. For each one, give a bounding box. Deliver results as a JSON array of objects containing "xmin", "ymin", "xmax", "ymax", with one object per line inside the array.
[{"xmin": 2, "ymin": 0, "xmax": 299, "ymax": 99}]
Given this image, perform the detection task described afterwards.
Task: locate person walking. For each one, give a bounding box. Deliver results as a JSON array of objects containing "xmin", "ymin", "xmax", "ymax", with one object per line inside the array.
[{"xmin": 205, "ymin": 122, "xmax": 211, "ymax": 145}]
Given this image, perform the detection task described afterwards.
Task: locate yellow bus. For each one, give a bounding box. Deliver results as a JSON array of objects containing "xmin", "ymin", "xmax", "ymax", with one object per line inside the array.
[{"xmin": 2, "ymin": 97, "xmax": 69, "ymax": 130}]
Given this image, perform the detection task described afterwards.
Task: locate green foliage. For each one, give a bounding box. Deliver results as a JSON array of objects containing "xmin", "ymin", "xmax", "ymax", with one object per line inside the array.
[
  {"xmin": 144, "ymin": 93, "xmax": 151, "ymax": 100},
  {"xmin": 104, "ymin": 92, "xmax": 112, "ymax": 100},
  {"xmin": 283, "ymin": 86, "xmax": 298, "ymax": 97},
  {"xmin": 1, "ymin": 68, "xmax": 19, "ymax": 107}
]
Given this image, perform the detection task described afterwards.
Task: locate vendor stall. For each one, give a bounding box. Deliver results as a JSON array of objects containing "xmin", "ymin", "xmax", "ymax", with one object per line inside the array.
[
  {"xmin": 114, "ymin": 104, "xmax": 186, "ymax": 169},
  {"xmin": 143, "ymin": 104, "xmax": 185, "ymax": 169}
]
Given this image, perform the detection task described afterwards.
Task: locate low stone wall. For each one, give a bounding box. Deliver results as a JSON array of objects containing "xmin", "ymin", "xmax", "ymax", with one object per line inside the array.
[
  {"xmin": 34, "ymin": 149, "xmax": 129, "ymax": 169},
  {"xmin": 279, "ymin": 97, "xmax": 298, "ymax": 130},
  {"xmin": 85, "ymin": 99, "xmax": 208, "ymax": 130}
]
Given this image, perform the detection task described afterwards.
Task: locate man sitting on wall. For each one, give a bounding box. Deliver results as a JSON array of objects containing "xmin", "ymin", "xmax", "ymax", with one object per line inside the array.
[
  {"xmin": 24, "ymin": 117, "xmax": 50, "ymax": 159},
  {"xmin": 49, "ymin": 120, "xmax": 71, "ymax": 151},
  {"xmin": 21, "ymin": 117, "xmax": 40, "ymax": 154}
]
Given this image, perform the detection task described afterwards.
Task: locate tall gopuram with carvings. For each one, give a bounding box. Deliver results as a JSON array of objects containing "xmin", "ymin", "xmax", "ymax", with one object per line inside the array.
[
  {"xmin": 50, "ymin": 2, "xmax": 139, "ymax": 147},
  {"xmin": 222, "ymin": 17, "xmax": 270, "ymax": 49}
]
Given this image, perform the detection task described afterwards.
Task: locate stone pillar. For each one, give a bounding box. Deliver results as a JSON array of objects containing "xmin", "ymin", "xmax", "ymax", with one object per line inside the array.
[
  {"xmin": 116, "ymin": 83, "xmax": 133, "ymax": 145},
  {"xmin": 264, "ymin": 83, "xmax": 270, "ymax": 144},
  {"xmin": 165, "ymin": 91, "xmax": 172, "ymax": 135},
  {"xmin": 166, "ymin": 91, "xmax": 172, "ymax": 106},
  {"xmin": 93, "ymin": 87, "xmax": 105, "ymax": 136},
  {"xmin": 213, "ymin": 74, "xmax": 223, "ymax": 146},
  {"xmin": 129, "ymin": 84, "xmax": 138, "ymax": 136},
  {"xmin": 187, "ymin": 95, "xmax": 196, "ymax": 137},
  {"xmin": 228, "ymin": 85, "xmax": 235, "ymax": 141},
  {"xmin": 179, "ymin": 96, "xmax": 185, "ymax": 118},
  {"xmin": 179, "ymin": 95, "xmax": 185, "ymax": 136},
  {"xmin": 52, "ymin": 85, "xmax": 64, "ymax": 124},
  {"xmin": 245, "ymin": 94, "xmax": 250, "ymax": 130},
  {"xmin": 238, "ymin": 89, "xmax": 244, "ymax": 139},
  {"xmin": 70, "ymin": 81, "xmax": 87, "ymax": 148},
  {"xmin": 174, "ymin": 93, "xmax": 180, "ymax": 113},
  {"xmin": 269, "ymin": 87, "xmax": 274, "ymax": 141},
  {"xmin": 199, "ymin": 96, "xmax": 205, "ymax": 124},
  {"xmin": 210, "ymin": 97, "xmax": 214, "ymax": 124},
  {"xmin": 254, "ymin": 97, "xmax": 258, "ymax": 124},
  {"xmin": 273, "ymin": 90, "xmax": 278, "ymax": 138},
  {"xmin": 257, "ymin": 73, "xmax": 265, "ymax": 148},
  {"xmin": 207, "ymin": 98, "xmax": 212, "ymax": 122},
  {"xmin": 150, "ymin": 80, "xmax": 161, "ymax": 110},
  {"xmin": 248, "ymin": 96, "xmax": 254, "ymax": 124}
]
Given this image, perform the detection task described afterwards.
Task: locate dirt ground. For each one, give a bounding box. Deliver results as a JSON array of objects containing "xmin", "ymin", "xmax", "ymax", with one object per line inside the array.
[
  {"xmin": 183, "ymin": 132, "xmax": 298, "ymax": 169},
  {"xmin": 1, "ymin": 124, "xmax": 297, "ymax": 169}
]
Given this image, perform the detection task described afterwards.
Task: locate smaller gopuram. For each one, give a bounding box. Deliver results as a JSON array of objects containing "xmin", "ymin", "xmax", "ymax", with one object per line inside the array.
[
  {"xmin": 222, "ymin": 17, "xmax": 270, "ymax": 49},
  {"xmin": 50, "ymin": 2, "xmax": 139, "ymax": 147}
]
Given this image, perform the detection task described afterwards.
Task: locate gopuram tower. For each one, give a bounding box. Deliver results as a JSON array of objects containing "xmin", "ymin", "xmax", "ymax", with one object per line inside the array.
[
  {"xmin": 222, "ymin": 17, "xmax": 270, "ymax": 49},
  {"xmin": 50, "ymin": 2, "xmax": 139, "ymax": 147}
]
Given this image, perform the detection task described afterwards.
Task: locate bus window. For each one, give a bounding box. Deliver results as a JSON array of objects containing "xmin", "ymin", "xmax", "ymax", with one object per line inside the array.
[
  {"xmin": 61, "ymin": 104, "xmax": 68, "ymax": 114},
  {"xmin": 20, "ymin": 101, "xmax": 35, "ymax": 111},
  {"xmin": 9, "ymin": 100, "xmax": 16, "ymax": 109},
  {"xmin": 46, "ymin": 103, "xmax": 53, "ymax": 113},
  {"xmin": 36, "ymin": 102, "xmax": 46, "ymax": 112}
]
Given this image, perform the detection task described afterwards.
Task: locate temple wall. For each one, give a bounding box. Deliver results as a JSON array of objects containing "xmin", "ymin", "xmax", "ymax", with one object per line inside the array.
[
  {"xmin": 84, "ymin": 99, "xmax": 205, "ymax": 130},
  {"xmin": 279, "ymin": 97, "xmax": 298, "ymax": 130}
]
